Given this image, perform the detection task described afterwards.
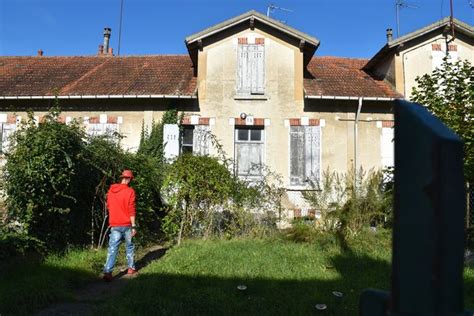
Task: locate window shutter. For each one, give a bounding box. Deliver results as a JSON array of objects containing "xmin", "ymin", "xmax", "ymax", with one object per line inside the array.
[
  {"xmin": 305, "ymin": 126, "xmax": 321, "ymax": 183},
  {"xmin": 381, "ymin": 127, "xmax": 394, "ymax": 167},
  {"xmin": 290, "ymin": 126, "xmax": 305, "ymax": 185},
  {"xmin": 193, "ymin": 125, "xmax": 210, "ymax": 156},
  {"xmin": 252, "ymin": 44, "xmax": 265, "ymax": 94},
  {"xmin": 238, "ymin": 45, "xmax": 251, "ymax": 94}
]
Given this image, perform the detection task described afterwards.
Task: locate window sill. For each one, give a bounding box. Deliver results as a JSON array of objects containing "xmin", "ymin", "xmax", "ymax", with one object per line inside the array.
[
  {"xmin": 286, "ymin": 185, "xmax": 321, "ymax": 191},
  {"xmin": 234, "ymin": 95, "xmax": 268, "ymax": 101}
]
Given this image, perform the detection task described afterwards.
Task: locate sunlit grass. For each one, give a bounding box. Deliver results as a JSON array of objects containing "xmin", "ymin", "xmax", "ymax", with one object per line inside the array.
[{"xmin": 97, "ymin": 230, "xmax": 394, "ymax": 315}]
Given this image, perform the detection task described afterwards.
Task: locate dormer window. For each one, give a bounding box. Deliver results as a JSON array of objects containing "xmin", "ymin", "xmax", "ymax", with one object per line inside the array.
[{"xmin": 236, "ymin": 37, "xmax": 265, "ymax": 95}]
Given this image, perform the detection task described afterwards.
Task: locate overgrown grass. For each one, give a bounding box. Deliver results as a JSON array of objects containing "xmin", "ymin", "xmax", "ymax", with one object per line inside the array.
[
  {"xmin": 0, "ymin": 248, "xmax": 107, "ymax": 314},
  {"xmin": 96, "ymin": 230, "xmax": 393, "ymax": 315}
]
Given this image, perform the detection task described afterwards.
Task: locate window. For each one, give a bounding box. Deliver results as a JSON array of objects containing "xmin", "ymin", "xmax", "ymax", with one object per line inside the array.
[
  {"xmin": 235, "ymin": 127, "xmax": 264, "ymax": 178},
  {"xmin": 237, "ymin": 42, "xmax": 265, "ymax": 95},
  {"xmin": 86, "ymin": 116, "xmax": 119, "ymax": 137},
  {"xmin": 87, "ymin": 123, "xmax": 118, "ymax": 137},
  {"xmin": 289, "ymin": 126, "xmax": 321, "ymax": 186},
  {"xmin": 181, "ymin": 125, "xmax": 210, "ymax": 156},
  {"xmin": 0, "ymin": 122, "xmax": 16, "ymax": 153}
]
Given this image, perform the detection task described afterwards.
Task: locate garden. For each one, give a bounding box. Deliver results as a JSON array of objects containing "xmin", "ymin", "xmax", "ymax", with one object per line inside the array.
[{"xmin": 1, "ymin": 55, "xmax": 473, "ymax": 315}]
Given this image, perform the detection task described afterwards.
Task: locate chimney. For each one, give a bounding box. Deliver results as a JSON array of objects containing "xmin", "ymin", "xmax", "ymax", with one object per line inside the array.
[
  {"xmin": 108, "ymin": 47, "xmax": 114, "ymax": 56},
  {"xmin": 98, "ymin": 44, "xmax": 104, "ymax": 55},
  {"xmin": 103, "ymin": 27, "xmax": 111, "ymax": 54},
  {"xmin": 386, "ymin": 28, "xmax": 393, "ymax": 43},
  {"xmin": 37, "ymin": 49, "xmax": 43, "ymax": 56}
]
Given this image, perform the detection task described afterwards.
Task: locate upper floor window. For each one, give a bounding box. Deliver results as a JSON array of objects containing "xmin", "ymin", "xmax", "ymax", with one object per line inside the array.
[{"xmin": 237, "ymin": 37, "xmax": 265, "ymax": 95}]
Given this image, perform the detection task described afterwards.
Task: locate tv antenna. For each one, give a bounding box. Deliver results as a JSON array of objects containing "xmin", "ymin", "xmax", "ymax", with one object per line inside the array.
[
  {"xmin": 266, "ymin": 3, "xmax": 293, "ymax": 19},
  {"xmin": 117, "ymin": 0, "xmax": 124, "ymax": 55},
  {"xmin": 395, "ymin": 0, "xmax": 419, "ymax": 37}
]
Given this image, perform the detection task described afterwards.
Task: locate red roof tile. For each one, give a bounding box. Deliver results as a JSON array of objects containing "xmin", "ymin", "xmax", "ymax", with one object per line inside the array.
[
  {"xmin": 304, "ymin": 56, "xmax": 402, "ymax": 98},
  {"xmin": 0, "ymin": 55, "xmax": 400, "ymax": 99},
  {"xmin": 0, "ymin": 55, "xmax": 196, "ymax": 96}
]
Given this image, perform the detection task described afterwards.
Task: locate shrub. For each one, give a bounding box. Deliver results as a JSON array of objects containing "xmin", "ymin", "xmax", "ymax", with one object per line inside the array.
[
  {"xmin": 2, "ymin": 109, "xmax": 92, "ymax": 250},
  {"xmin": 161, "ymin": 153, "xmax": 282, "ymax": 244},
  {"xmin": 303, "ymin": 168, "xmax": 393, "ymax": 244}
]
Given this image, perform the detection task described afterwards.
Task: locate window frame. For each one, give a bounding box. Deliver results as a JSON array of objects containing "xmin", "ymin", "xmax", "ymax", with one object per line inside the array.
[{"xmin": 234, "ymin": 126, "xmax": 265, "ymax": 179}]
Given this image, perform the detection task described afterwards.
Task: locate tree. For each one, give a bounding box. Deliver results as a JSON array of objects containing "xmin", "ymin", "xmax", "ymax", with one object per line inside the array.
[{"xmin": 411, "ymin": 58, "xmax": 474, "ymax": 182}]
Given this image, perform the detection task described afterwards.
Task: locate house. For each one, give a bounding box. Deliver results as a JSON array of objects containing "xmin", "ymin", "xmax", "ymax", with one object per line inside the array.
[
  {"xmin": 364, "ymin": 17, "xmax": 474, "ymax": 99},
  {"xmin": 0, "ymin": 11, "xmax": 471, "ymax": 215}
]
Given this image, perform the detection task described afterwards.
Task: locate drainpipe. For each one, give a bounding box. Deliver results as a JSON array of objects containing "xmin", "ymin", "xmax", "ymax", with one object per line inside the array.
[{"xmin": 354, "ymin": 97, "xmax": 363, "ymax": 191}]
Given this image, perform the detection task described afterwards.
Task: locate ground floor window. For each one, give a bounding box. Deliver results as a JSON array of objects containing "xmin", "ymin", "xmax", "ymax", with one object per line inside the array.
[
  {"xmin": 181, "ymin": 125, "xmax": 210, "ymax": 156},
  {"xmin": 0, "ymin": 123, "xmax": 16, "ymax": 153},
  {"xmin": 289, "ymin": 126, "xmax": 321, "ymax": 186},
  {"xmin": 235, "ymin": 127, "xmax": 264, "ymax": 178}
]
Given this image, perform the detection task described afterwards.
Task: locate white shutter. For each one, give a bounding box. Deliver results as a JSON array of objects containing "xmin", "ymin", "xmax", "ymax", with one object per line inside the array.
[
  {"xmin": 290, "ymin": 126, "xmax": 305, "ymax": 185},
  {"xmin": 238, "ymin": 45, "xmax": 251, "ymax": 94},
  {"xmin": 193, "ymin": 125, "xmax": 210, "ymax": 156},
  {"xmin": 381, "ymin": 127, "xmax": 394, "ymax": 168},
  {"xmin": 305, "ymin": 126, "xmax": 321, "ymax": 183},
  {"xmin": 253, "ymin": 44, "xmax": 265, "ymax": 94}
]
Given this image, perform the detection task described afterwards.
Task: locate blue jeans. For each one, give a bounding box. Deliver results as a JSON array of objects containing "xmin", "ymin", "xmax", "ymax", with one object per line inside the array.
[{"xmin": 103, "ymin": 226, "xmax": 135, "ymax": 273}]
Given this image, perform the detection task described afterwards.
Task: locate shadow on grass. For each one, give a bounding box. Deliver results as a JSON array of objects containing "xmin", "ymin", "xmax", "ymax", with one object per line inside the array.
[
  {"xmin": 96, "ymin": 251, "xmax": 391, "ymax": 315},
  {"xmin": 0, "ymin": 262, "xmax": 98, "ymax": 315}
]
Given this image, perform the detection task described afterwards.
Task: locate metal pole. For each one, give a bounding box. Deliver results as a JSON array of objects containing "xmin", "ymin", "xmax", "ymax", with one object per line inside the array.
[
  {"xmin": 118, "ymin": 0, "xmax": 124, "ymax": 56},
  {"xmin": 354, "ymin": 97, "xmax": 363, "ymax": 190},
  {"xmin": 396, "ymin": 1, "xmax": 400, "ymax": 38}
]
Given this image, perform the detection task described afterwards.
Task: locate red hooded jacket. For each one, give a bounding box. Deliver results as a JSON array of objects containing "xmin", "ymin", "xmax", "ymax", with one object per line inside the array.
[{"xmin": 106, "ymin": 183, "xmax": 136, "ymax": 227}]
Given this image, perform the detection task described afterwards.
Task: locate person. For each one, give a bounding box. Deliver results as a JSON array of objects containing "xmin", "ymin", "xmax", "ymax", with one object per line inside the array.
[{"xmin": 102, "ymin": 169, "xmax": 137, "ymax": 282}]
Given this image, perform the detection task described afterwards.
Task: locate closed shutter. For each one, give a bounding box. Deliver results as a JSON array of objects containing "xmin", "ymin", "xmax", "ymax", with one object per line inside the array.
[
  {"xmin": 193, "ymin": 125, "xmax": 210, "ymax": 156},
  {"xmin": 305, "ymin": 126, "xmax": 321, "ymax": 183},
  {"xmin": 381, "ymin": 127, "xmax": 394, "ymax": 168},
  {"xmin": 290, "ymin": 126, "xmax": 305, "ymax": 185},
  {"xmin": 290, "ymin": 126, "xmax": 321, "ymax": 186},
  {"xmin": 237, "ymin": 45, "xmax": 251, "ymax": 94},
  {"xmin": 252, "ymin": 44, "xmax": 265, "ymax": 94}
]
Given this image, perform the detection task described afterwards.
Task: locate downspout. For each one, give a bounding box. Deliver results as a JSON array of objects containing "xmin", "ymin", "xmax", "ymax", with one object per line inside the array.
[{"xmin": 354, "ymin": 97, "xmax": 363, "ymax": 191}]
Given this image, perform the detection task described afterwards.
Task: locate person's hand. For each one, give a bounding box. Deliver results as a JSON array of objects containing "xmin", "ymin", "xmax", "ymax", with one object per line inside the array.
[{"xmin": 132, "ymin": 227, "xmax": 137, "ymax": 237}]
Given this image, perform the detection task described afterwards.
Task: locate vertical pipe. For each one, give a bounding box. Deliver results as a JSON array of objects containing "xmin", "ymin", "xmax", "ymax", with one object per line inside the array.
[{"xmin": 354, "ymin": 97, "xmax": 363, "ymax": 190}]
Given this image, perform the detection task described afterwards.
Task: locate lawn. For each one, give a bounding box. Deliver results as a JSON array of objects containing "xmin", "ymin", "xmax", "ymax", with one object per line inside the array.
[{"xmin": 97, "ymin": 230, "xmax": 395, "ymax": 315}]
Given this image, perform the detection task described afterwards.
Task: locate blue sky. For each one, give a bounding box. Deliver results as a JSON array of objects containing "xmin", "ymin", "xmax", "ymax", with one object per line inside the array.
[{"xmin": 1, "ymin": 0, "xmax": 472, "ymax": 58}]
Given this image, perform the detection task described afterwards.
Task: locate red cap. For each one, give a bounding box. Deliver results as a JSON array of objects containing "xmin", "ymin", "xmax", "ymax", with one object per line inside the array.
[{"xmin": 120, "ymin": 170, "xmax": 134, "ymax": 179}]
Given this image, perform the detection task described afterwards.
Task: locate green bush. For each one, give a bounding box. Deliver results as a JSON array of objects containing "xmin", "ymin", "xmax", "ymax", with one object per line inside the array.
[
  {"xmin": 2, "ymin": 109, "xmax": 92, "ymax": 250},
  {"xmin": 161, "ymin": 153, "xmax": 281, "ymax": 244},
  {"xmin": 303, "ymin": 168, "xmax": 393, "ymax": 244}
]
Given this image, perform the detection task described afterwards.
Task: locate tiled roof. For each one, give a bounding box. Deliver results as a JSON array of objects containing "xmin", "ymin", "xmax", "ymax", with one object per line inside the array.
[
  {"xmin": 0, "ymin": 55, "xmax": 196, "ymax": 97},
  {"xmin": 0, "ymin": 55, "xmax": 400, "ymax": 99},
  {"xmin": 304, "ymin": 56, "xmax": 402, "ymax": 98}
]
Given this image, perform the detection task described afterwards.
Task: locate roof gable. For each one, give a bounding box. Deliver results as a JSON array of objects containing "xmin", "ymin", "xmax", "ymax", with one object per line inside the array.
[
  {"xmin": 365, "ymin": 17, "xmax": 473, "ymax": 71},
  {"xmin": 185, "ymin": 10, "xmax": 320, "ymax": 70}
]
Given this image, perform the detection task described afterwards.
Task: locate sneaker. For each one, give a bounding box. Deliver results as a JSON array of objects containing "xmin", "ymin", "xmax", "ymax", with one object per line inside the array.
[
  {"xmin": 127, "ymin": 268, "xmax": 137, "ymax": 275},
  {"xmin": 102, "ymin": 272, "xmax": 113, "ymax": 282}
]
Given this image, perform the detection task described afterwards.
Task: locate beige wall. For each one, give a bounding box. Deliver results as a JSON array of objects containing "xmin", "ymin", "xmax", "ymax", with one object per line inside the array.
[
  {"xmin": 193, "ymin": 27, "xmax": 394, "ymax": 189},
  {"xmin": 397, "ymin": 35, "xmax": 473, "ymax": 99}
]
